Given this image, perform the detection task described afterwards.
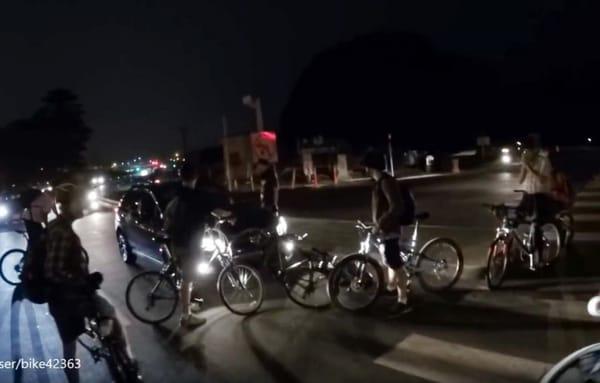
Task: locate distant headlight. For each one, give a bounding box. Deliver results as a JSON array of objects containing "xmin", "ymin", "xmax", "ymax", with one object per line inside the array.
[
  {"xmin": 97, "ymin": 176, "xmax": 105, "ymax": 185},
  {"xmin": 283, "ymin": 240, "xmax": 295, "ymax": 253},
  {"xmin": 89, "ymin": 201, "xmax": 100, "ymax": 211},
  {"xmin": 501, "ymin": 154, "xmax": 512, "ymax": 164},
  {"xmin": 501, "ymin": 147, "xmax": 510, "ymax": 154},
  {"xmin": 0, "ymin": 204, "xmax": 9, "ymax": 219},
  {"xmin": 276, "ymin": 216, "xmax": 288, "ymax": 236}
]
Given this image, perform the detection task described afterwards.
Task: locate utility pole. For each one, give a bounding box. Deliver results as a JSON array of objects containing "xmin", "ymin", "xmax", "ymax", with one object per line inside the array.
[
  {"xmin": 242, "ymin": 95, "xmax": 264, "ymax": 132},
  {"xmin": 388, "ymin": 133, "xmax": 395, "ymax": 177},
  {"xmin": 222, "ymin": 116, "xmax": 232, "ymax": 192}
]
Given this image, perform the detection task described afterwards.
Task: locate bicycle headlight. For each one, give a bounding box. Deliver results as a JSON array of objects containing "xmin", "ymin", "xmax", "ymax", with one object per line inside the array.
[
  {"xmin": 276, "ymin": 216, "xmax": 288, "ymax": 236},
  {"xmin": 0, "ymin": 204, "xmax": 9, "ymax": 219}
]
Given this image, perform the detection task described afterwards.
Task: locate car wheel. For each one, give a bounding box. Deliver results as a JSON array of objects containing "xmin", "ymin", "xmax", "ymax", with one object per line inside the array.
[{"xmin": 117, "ymin": 231, "xmax": 136, "ymax": 265}]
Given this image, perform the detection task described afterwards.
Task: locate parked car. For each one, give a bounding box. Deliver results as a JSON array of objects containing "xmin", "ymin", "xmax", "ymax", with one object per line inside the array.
[{"xmin": 115, "ymin": 182, "xmax": 180, "ymax": 265}]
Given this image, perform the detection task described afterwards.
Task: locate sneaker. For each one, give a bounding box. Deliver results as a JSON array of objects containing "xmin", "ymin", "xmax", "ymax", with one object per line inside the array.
[
  {"xmin": 180, "ymin": 314, "xmax": 207, "ymax": 329},
  {"xmin": 190, "ymin": 301, "xmax": 203, "ymax": 314}
]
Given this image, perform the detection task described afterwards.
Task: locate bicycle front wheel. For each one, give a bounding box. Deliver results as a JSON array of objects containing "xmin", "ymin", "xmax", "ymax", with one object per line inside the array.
[
  {"xmin": 284, "ymin": 266, "xmax": 330, "ymax": 309},
  {"xmin": 218, "ymin": 264, "xmax": 264, "ymax": 315},
  {"xmin": 126, "ymin": 271, "xmax": 179, "ymax": 324},
  {"xmin": 0, "ymin": 249, "xmax": 25, "ymax": 286},
  {"xmin": 327, "ymin": 254, "xmax": 383, "ymax": 312},
  {"xmin": 416, "ymin": 238, "xmax": 463, "ymax": 292},
  {"xmin": 486, "ymin": 237, "xmax": 510, "ymax": 290}
]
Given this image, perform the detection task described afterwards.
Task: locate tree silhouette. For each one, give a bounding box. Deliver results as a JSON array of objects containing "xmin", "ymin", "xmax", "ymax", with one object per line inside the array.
[{"xmin": 0, "ymin": 88, "xmax": 92, "ymax": 184}]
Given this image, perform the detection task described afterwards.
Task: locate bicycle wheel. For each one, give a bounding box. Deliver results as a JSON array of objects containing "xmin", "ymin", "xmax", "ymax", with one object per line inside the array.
[
  {"xmin": 0, "ymin": 249, "xmax": 25, "ymax": 286},
  {"xmin": 416, "ymin": 238, "xmax": 463, "ymax": 292},
  {"xmin": 218, "ymin": 264, "xmax": 264, "ymax": 315},
  {"xmin": 284, "ymin": 266, "xmax": 330, "ymax": 309},
  {"xmin": 486, "ymin": 237, "xmax": 510, "ymax": 290},
  {"xmin": 126, "ymin": 271, "xmax": 179, "ymax": 324},
  {"xmin": 540, "ymin": 223, "xmax": 561, "ymax": 263},
  {"xmin": 557, "ymin": 212, "xmax": 574, "ymax": 247},
  {"xmin": 327, "ymin": 254, "xmax": 383, "ymax": 312}
]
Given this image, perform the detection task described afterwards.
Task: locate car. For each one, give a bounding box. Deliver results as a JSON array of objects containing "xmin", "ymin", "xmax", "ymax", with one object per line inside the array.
[{"xmin": 114, "ymin": 182, "xmax": 180, "ymax": 265}]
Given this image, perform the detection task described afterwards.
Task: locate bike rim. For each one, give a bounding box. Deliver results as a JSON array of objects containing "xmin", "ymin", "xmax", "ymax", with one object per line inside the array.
[
  {"xmin": 488, "ymin": 242, "xmax": 507, "ymax": 285},
  {"xmin": 285, "ymin": 268, "xmax": 330, "ymax": 307},
  {"xmin": 127, "ymin": 273, "xmax": 178, "ymax": 323},
  {"xmin": 220, "ymin": 265, "xmax": 262, "ymax": 314},
  {"xmin": 1, "ymin": 251, "xmax": 24, "ymax": 285},
  {"xmin": 419, "ymin": 241, "xmax": 460, "ymax": 289},
  {"xmin": 333, "ymin": 258, "xmax": 380, "ymax": 311}
]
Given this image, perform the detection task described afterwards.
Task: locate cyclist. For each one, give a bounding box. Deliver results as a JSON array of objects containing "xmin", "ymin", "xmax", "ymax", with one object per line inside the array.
[
  {"xmin": 164, "ymin": 162, "xmax": 230, "ymax": 329},
  {"xmin": 362, "ymin": 151, "xmax": 415, "ymax": 307},
  {"xmin": 254, "ymin": 159, "xmax": 279, "ymax": 214},
  {"xmin": 518, "ymin": 135, "xmax": 554, "ymax": 267},
  {"xmin": 44, "ymin": 183, "xmax": 136, "ymax": 383}
]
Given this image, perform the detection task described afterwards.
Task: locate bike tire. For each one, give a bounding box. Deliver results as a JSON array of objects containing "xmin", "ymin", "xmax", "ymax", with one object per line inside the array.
[
  {"xmin": 416, "ymin": 237, "xmax": 463, "ymax": 292},
  {"xmin": 0, "ymin": 249, "xmax": 25, "ymax": 286},
  {"xmin": 486, "ymin": 237, "xmax": 510, "ymax": 290},
  {"xmin": 283, "ymin": 266, "xmax": 331, "ymax": 309},
  {"xmin": 125, "ymin": 271, "xmax": 179, "ymax": 325},
  {"xmin": 218, "ymin": 264, "xmax": 264, "ymax": 315},
  {"xmin": 327, "ymin": 254, "xmax": 383, "ymax": 312}
]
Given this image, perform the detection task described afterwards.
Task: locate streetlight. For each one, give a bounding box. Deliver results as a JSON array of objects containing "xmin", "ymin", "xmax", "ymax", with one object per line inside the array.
[
  {"xmin": 242, "ymin": 95, "xmax": 264, "ymax": 132},
  {"xmin": 588, "ymin": 137, "xmax": 592, "ymax": 143}
]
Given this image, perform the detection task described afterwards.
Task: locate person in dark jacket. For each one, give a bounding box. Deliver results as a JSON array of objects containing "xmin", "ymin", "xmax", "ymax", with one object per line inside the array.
[
  {"xmin": 163, "ymin": 163, "xmax": 229, "ymax": 328},
  {"xmin": 254, "ymin": 159, "xmax": 279, "ymax": 213}
]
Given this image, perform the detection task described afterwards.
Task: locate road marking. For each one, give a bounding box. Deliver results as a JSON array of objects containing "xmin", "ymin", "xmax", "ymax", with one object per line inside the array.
[
  {"xmin": 573, "ymin": 213, "xmax": 600, "ymax": 222},
  {"xmin": 574, "ymin": 200, "xmax": 600, "ymax": 208},
  {"xmin": 578, "ymin": 192, "xmax": 600, "ymax": 198},
  {"xmin": 573, "ymin": 232, "xmax": 600, "ymax": 242},
  {"xmin": 375, "ymin": 334, "xmax": 550, "ymax": 383}
]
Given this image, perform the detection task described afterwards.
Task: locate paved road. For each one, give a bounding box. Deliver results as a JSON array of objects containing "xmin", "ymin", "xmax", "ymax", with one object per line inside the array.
[{"xmin": 2, "ymin": 157, "xmax": 600, "ymax": 382}]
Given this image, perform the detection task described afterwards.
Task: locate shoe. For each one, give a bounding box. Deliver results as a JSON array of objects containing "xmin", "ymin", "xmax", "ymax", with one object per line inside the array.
[
  {"xmin": 180, "ymin": 314, "xmax": 207, "ymax": 329},
  {"xmin": 387, "ymin": 301, "xmax": 413, "ymax": 316},
  {"xmin": 190, "ymin": 300, "xmax": 204, "ymax": 314}
]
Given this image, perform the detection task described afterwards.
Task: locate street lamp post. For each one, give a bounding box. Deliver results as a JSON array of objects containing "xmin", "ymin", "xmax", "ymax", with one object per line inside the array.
[
  {"xmin": 242, "ymin": 95, "xmax": 264, "ymax": 132},
  {"xmin": 388, "ymin": 133, "xmax": 395, "ymax": 177}
]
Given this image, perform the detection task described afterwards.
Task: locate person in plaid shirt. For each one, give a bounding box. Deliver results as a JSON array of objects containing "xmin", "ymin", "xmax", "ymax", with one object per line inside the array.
[{"xmin": 46, "ymin": 184, "xmax": 138, "ymax": 383}]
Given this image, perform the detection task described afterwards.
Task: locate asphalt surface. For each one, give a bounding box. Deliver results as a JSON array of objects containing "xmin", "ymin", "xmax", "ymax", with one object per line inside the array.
[{"xmin": 2, "ymin": 150, "xmax": 600, "ymax": 383}]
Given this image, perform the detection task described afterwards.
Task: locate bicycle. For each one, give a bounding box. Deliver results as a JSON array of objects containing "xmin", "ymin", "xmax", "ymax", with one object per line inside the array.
[
  {"xmin": 125, "ymin": 212, "xmax": 264, "ymax": 323},
  {"xmin": 78, "ymin": 299, "xmax": 143, "ymax": 383},
  {"xmin": 484, "ymin": 190, "xmax": 562, "ymax": 289},
  {"xmin": 0, "ymin": 229, "xmax": 28, "ymax": 285},
  {"xmin": 231, "ymin": 224, "xmax": 337, "ymax": 309},
  {"xmin": 327, "ymin": 213, "xmax": 463, "ymax": 312}
]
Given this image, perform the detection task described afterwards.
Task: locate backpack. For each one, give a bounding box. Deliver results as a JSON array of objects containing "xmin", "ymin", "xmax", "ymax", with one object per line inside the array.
[
  {"xmin": 19, "ymin": 188, "xmax": 42, "ymax": 211},
  {"xmin": 20, "ymin": 230, "xmax": 49, "ymax": 304}
]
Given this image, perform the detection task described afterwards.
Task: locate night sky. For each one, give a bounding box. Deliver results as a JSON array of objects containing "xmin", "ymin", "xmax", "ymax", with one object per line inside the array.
[{"xmin": 0, "ymin": 0, "xmax": 568, "ymax": 162}]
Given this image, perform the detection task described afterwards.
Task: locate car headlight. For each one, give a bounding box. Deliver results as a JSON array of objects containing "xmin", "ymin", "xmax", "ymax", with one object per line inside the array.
[
  {"xmin": 282, "ymin": 240, "xmax": 295, "ymax": 253},
  {"xmin": 89, "ymin": 201, "xmax": 100, "ymax": 211},
  {"xmin": 196, "ymin": 262, "xmax": 213, "ymax": 275},
  {"xmin": 87, "ymin": 191, "xmax": 98, "ymax": 201},
  {"xmin": 97, "ymin": 176, "xmax": 105, "ymax": 185},
  {"xmin": 501, "ymin": 154, "xmax": 512, "ymax": 164},
  {"xmin": 0, "ymin": 204, "xmax": 9, "ymax": 219},
  {"xmin": 276, "ymin": 216, "xmax": 288, "ymax": 236}
]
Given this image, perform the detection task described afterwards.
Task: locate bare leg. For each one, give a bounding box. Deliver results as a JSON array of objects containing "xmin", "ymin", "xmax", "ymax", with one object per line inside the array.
[
  {"xmin": 63, "ymin": 340, "xmax": 79, "ymax": 383},
  {"xmin": 181, "ymin": 280, "xmax": 193, "ymax": 318},
  {"xmin": 386, "ymin": 267, "xmax": 397, "ymax": 291},
  {"xmin": 395, "ymin": 269, "xmax": 409, "ymax": 304}
]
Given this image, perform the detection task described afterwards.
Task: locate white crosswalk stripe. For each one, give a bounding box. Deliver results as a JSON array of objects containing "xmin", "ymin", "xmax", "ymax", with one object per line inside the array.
[{"xmin": 375, "ymin": 333, "xmax": 550, "ymax": 383}]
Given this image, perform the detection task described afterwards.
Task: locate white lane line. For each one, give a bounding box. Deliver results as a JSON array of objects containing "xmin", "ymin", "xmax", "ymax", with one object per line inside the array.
[
  {"xmin": 375, "ymin": 334, "xmax": 550, "ymax": 383},
  {"xmin": 578, "ymin": 192, "xmax": 600, "ymax": 198},
  {"xmin": 574, "ymin": 232, "xmax": 600, "ymax": 242},
  {"xmin": 575, "ymin": 201, "xmax": 600, "ymax": 208},
  {"xmin": 574, "ymin": 214, "xmax": 600, "ymax": 222}
]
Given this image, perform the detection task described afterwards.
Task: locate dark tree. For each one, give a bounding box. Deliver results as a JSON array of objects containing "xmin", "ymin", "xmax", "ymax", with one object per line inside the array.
[{"xmin": 0, "ymin": 88, "xmax": 92, "ymax": 184}]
